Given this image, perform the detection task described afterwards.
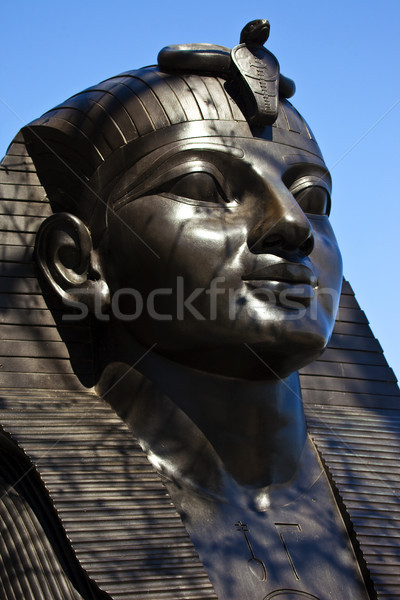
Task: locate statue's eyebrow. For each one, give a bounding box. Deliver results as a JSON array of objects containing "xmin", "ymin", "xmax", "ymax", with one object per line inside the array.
[
  {"xmin": 156, "ymin": 141, "xmax": 245, "ymax": 160},
  {"xmin": 283, "ymin": 153, "xmax": 329, "ymax": 173},
  {"xmin": 283, "ymin": 152, "xmax": 326, "ymax": 165},
  {"xmin": 110, "ymin": 142, "xmax": 245, "ymax": 208},
  {"xmin": 282, "ymin": 153, "xmax": 332, "ymax": 189},
  {"xmin": 111, "ymin": 145, "xmax": 245, "ymax": 210}
]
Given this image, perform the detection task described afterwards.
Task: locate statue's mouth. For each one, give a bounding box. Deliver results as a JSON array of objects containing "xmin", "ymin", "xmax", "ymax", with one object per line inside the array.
[{"xmin": 242, "ymin": 260, "xmax": 318, "ymax": 287}]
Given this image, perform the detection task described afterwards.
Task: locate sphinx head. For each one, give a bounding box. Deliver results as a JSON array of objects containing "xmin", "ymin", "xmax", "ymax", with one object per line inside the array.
[{"xmin": 30, "ymin": 20, "xmax": 342, "ymax": 380}]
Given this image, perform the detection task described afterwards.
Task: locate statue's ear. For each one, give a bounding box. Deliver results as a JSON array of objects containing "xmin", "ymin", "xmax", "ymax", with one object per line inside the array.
[{"xmin": 35, "ymin": 212, "xmax": 110, "ymax": 314}]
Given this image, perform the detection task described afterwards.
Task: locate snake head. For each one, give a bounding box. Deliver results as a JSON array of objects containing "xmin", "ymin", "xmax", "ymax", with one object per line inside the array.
[{"xmin": 240, "ymin": 19, "xmax": 270, "ymax": 46}]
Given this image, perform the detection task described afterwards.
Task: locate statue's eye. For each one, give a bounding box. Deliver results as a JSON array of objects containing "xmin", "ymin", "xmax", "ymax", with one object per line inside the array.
[
  {"xmin": 294, "ymin": 185, "xmax": 330, "ymax": 216},
  {"xmin": 158, "ymin": 172, "xmax": 229, "ymax": 204}
]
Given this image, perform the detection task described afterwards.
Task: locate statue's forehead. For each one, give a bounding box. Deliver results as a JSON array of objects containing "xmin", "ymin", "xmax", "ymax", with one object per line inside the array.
[
  {"xmin": 96, "ymin": 119, "xmax": 324, "ymax": 194},
  {"xmin": 126, "ymin": 137, "xmax": 326, "ymax": 176}
]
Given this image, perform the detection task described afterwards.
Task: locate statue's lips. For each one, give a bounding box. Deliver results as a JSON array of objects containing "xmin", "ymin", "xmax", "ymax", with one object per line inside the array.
[{"xmin": 241, "ymin": 261, "xmax": 318, "ymax": 287}]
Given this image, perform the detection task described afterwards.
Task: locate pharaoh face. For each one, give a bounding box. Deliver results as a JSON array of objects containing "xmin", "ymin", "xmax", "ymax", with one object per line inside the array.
[{"xmin": 101, "ymin": 121, "xmax": 342, "ymax": 380}]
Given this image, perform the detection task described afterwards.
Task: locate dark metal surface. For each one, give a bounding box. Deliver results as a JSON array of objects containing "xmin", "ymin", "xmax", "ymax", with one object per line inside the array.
[
  {"xmin": 0, "ymin": 18, "xmax": 399, "ymax": 600},
  {"xmin": 0, "ymin": 391, "xmax": 216, "ymax": 600},
  {"xmin": 303, "ymin": 281, "xmax": 400, "ymax": 600}
]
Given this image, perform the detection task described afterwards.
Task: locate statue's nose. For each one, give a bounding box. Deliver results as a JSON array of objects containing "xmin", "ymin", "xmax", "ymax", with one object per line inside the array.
[{"xmin": 247, "ymin": 183, "xmax": 314, "ymax": 256}]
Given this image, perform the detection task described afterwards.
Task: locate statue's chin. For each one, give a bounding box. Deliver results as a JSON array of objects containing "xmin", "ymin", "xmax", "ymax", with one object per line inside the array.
[
  {"xmin": 145, "ymin": 338, "xmax": 326, "ymax": 382},
  {"xmin": 102, "ymin": 306, "xmax": 334, "ymax": 381}
]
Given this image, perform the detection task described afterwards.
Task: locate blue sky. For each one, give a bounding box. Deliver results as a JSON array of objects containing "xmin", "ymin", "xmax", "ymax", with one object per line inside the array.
[{"xmin": 1, "ymin": 1, "xmax": 399, "ymax": 381}]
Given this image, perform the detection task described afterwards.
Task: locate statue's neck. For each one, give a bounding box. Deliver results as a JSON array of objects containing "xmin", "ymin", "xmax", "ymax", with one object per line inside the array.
[{"xmin": 98, "ymin": 334, "xmax": 307, "ymax": 498}]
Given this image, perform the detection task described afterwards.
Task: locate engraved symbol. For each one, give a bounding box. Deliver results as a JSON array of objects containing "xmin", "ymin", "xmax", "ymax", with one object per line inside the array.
[
  {"xmin": 235, "ymin": 520, "xmax": 267, "ymax": 581},
  {"xmin": 274, "ymin": 523, "xmax": 301, "ymax": 581}
]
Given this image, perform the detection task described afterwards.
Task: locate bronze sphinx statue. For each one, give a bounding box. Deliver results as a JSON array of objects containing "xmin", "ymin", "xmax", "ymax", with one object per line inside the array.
[{"xmin": 1, "ymin": 19, "xmax": 391, "ymax": 600}]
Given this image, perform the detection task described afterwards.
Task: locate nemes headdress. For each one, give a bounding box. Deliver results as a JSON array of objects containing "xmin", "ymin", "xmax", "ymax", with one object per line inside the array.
[{"xmin": 21, "ymin": 20, "xmax": 321, "ymax": 235}]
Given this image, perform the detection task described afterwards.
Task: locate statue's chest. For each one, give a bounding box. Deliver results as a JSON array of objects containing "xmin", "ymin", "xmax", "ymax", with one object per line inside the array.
[{"xmin": 165, "ymin": 457, "xmax": 369, "ymax": 600}]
